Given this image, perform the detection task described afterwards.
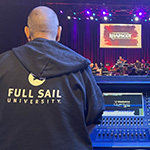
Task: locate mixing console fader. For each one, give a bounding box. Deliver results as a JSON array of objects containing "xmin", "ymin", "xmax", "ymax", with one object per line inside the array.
[{"xmin": 90, "ymin": 92, "xmax": 150, "ymax": 148}]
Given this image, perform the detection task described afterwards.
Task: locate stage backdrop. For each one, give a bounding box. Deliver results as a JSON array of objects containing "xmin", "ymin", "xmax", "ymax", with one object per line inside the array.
[
  {"xmin": 0, "ymin": 5, "xmax": 150, "ymax": 68},
  {"xmin": 100, "ymin": 24, "xmax": 142, "ymax": 49},
  {"xmin": 60, "ymin": 19, "xmax": 150, "ymax": 68}
]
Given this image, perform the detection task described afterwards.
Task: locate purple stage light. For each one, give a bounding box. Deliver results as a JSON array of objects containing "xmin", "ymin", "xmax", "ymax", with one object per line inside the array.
[
  {"xmin": 87, "ymin": 11, "xmax": 90, "ymax": 14},
  {"xmin": 60, "ymin": 10, "xmax": 63, "ymax": 14},
  {"xmin": 85, "ymin": 9, "xmax": 92, "ymax": 16},
  {"xmin": 139, "ymin": 12, "xmax": 142, "ymax": 16},
  {"xmin": 136, "ymin": 9, "xmax": 146, "ymax": 18},
  {"xmin": 73, "ymin": 17, "xmax": 77, "ymax": 20},
  {"xmin": 103, "ymin": 11, "xmax": 106, "ymax": 15},
  {"xmin": 100, "ymin": 9, "xmax": 109, "ymax": 16}
]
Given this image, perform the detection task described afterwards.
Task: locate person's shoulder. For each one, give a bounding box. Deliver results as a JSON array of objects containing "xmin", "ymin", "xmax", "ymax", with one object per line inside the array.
[{"xmin": 0, "ymin": 50, "xmax": 13, "ymax": 64}]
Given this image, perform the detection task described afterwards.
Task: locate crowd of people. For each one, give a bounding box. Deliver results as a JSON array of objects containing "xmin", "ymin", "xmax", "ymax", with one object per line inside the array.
[{"xmin": 90, "ymin": 56, "xmax": 150, "ymax": 76}]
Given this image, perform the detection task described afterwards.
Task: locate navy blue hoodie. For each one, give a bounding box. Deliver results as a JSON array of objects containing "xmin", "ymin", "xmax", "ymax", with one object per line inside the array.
[{"xmin": 0, "ymin": 38, "xmax": 104, "ymax": 150}]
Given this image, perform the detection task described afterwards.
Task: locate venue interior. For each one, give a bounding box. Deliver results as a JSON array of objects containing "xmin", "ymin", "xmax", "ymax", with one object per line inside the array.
[
  {"xmin": 1, "ymin": 1, "xmax": 150, "ymax": 150},
  {"xmin": 1, "ymin": 0, "xmax": 150, "ymax": 76}
]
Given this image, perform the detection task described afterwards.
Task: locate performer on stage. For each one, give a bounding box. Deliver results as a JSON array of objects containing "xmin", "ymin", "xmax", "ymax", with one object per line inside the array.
[
  {"xmin": 116, "ymin": 56, "xmax": 126, "ymax": 75},
  {"xmin": 134, "ymin": 60, "xmax": 141, "ymax": 71},
  {"xmin": 141, "ymin": 59, "xmax": 146, "ymax": 70}
]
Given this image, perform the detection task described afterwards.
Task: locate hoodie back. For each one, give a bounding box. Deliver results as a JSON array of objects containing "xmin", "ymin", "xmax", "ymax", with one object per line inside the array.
[{"xmin": 0, "ymin": 38, "xmax": 104, "ymax": 150}]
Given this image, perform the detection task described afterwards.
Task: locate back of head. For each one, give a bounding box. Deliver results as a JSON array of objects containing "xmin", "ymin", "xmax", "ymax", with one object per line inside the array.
[{"xmin": 27, "ymin": 6, "xmax": 59, "ymax": 40}]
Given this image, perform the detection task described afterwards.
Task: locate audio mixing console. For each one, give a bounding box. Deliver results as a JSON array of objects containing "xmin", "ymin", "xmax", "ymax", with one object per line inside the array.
[{"xmin": 90, "ymin": 76, "xmax": 150, "ymax": 150}]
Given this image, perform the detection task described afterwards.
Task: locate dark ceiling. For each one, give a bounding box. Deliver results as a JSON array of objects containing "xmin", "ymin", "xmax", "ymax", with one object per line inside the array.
[
  {"xmin": 44, "ymin": 0, "xmax": 150, "ymax": 7},
  {"xmin": 0, "ymin": 0, "xmax": 149, "ymax": 53},
  {"xmin": 42, "ymin": 0, "xmax": 150, "ymax": 21},
  {"xmin": 45, "ymin": 0, "xmax": 150, "ymax": 5},
  {"xmin": 1, "ymin": 0, "xmax": 150, "ymax": 7}
]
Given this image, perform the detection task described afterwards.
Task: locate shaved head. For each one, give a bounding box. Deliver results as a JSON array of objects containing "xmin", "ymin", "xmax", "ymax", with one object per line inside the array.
[{"xmin": 27, "ymin": 6, "xmax": 60, "ymax": 40}]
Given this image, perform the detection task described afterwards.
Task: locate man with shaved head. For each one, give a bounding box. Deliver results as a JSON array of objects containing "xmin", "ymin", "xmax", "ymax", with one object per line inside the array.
[
  {"xmin": 25, "ymin": 6, "xmax": 61, "ymax": 42},
  {"xmin": 0, "ymin": 6, "xmax": 104, "ymax": 150}
]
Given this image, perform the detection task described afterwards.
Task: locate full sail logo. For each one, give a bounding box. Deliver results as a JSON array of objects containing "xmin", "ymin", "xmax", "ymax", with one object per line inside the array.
[
  {"xmin": 28, "ymin": 73, "xmax": 46, "ymax": 86},
  {"xmin": 6, "ymin": 74, "xmax": 62, "ymax": 105},
  {"xmin": 7, "ymin": 88, "xmax": 62, "ymax": 105}
]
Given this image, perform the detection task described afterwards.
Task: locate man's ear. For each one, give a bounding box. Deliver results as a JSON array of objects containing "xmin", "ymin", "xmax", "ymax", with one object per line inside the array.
[
  {"xmin": 56, "ymin": 26, "xmax": 62, "ymax": 42},
  {"xmin": 24, "ymin": 26, "xmax": 31, "ymax": 42}
]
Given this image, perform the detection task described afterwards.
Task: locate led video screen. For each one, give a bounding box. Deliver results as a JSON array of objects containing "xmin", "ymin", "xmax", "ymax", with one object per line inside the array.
[
  {"xmin": 102, "ymin": 93, "xmax": 144, "ymax": 116},
  {"xmin": 100, "ymin": 24, "xmax": 142, "ymax": 48}
]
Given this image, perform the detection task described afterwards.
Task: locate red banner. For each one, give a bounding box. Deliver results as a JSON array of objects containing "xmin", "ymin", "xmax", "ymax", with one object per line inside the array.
[{"xmin": 100, "ymin": 24, "xmax": 142, "ymax": 48}]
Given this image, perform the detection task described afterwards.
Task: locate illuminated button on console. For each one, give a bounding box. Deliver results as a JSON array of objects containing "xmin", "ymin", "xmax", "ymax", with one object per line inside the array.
[
  {"xmin": 131, "ymin": 133, "xmax": 134, "ymax": 136},
  {"xmin": 111, "ymin": 132, "xmax": 113, "ymax": 136}
]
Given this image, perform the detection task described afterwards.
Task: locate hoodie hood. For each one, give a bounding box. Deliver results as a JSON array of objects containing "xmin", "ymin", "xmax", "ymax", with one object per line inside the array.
[{"xmin": 12, "ymin": 38, "xmax": 90, "ymax": 78}]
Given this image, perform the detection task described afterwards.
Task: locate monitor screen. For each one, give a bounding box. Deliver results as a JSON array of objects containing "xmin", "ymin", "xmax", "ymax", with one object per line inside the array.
[
  {"xmin": 102, "ymin": 93, "xmax": 144, "ymax": 116},
  {"xmin": 100, "ymin": 24, "xmax": 142, "ymax": 48}
]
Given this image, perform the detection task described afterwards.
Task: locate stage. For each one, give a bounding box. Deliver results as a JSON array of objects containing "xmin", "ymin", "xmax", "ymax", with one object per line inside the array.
[{"xmin": 94, "ymin": 75, "xmax": 150, "ymax": 92}]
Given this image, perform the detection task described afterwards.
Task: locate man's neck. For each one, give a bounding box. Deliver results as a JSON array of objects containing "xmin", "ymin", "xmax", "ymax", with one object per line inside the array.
[{"xmin": 32, "ymin": 33, "xmax": 55, "ymax": 41}]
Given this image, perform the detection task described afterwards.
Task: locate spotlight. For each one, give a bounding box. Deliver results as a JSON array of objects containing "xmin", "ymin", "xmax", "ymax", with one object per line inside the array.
[
  {"xmin": 131, "ymin": 19, "xmax": 134, "ymax": 22},
  {"xmin": 104, "ymin": 16, "xmax": 108, "ymax": 21},
  {"xmin": 78, "ymin": 18, "xmax": 81, "ymax": 20},
  {"xmin": 86, "ymin": 17, "xmax": 90, "ymax": 20},
  {"xmin": 135, "ymin": 17, "xmax": 139, "ymax": 21},
  {"xmin": 67, "ymin": 16, "xmax": 71, "ymax": 20},
  {"xmin": 103, "ymin": 11, "xmax": 106, "ymax": 15},
  {"xmin": 73, "ymin": 12, "xmax": 76, "ymax": 15},
  {"xmin": 100, "ymin": 9, "xmax": 109, "ymax": 16},
  {"xmin": 136, "ymin": 9, "xmax": 146, "ymax": 18},
  {"xmin": 73, "ymin": 17, "xmax": 77, "ymax": 20},
  {"xmin": 109, "ymin": 13, "xmax": 112, "ymax": 17},
  {"xmin": 95, "ymin": 18, "xmax": 98, "ymax": 21},
  {"xmin": 149, "ymin": 18, "xmax": 150, "ymax": 21},
  {"xmin": 86, "ymin": 11, "xmax": 90, "ymax": 15},
  {"xmin": 90, "ymin": 16, "xmax": 94, "ymax": 20},
  {"xmin": 145, "ymin": 19, "xmax": 147, "ymax": 22},
  {"xmin": 139, "ymin": 12, "xmax": 142, "ymax": 16},
  {"xmin": 60, "ymin": 10, "xmax": 63, "ymax": 14},
  {"xmin": 85, "ymin": 10, "xmax": 92, "ymax": 15},
  {"xmin": 93, "ymin": 13, "xmax": 96, "ymax": 16}
]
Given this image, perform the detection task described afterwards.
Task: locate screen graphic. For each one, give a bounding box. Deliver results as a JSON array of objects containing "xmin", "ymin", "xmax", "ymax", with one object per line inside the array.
[
  {"xmin": 100, "ymin": 24, "xmax": 142, "ymax": 48},
  {"xmin": 102, "ymin": 93, "xmax": 144, "ymax": 116}
]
